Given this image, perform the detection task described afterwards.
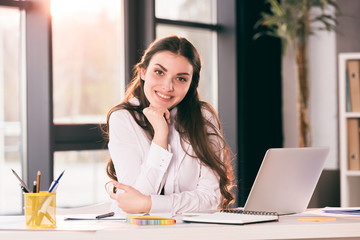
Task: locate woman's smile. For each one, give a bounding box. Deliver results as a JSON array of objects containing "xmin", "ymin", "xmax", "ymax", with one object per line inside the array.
[{"xmin": 155, "ymin": 91, "xmax": 172, "ymax": 100}]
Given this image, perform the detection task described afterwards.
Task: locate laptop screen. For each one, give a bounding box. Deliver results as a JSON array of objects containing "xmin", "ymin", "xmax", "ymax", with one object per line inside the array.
[{"xmin": 243, "ymin": 147, "xmax": 329, "ymax": 215}]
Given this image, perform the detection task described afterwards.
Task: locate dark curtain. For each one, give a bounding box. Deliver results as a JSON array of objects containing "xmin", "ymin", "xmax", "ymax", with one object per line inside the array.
[{"xmin": 236, "ymin": 0, "xmax": 283, "ymax": 206}]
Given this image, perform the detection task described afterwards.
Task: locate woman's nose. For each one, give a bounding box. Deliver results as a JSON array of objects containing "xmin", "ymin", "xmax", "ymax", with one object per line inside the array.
[{"xmin": 162, "ymin": 77, "xmax": 174, "ymax": 91}]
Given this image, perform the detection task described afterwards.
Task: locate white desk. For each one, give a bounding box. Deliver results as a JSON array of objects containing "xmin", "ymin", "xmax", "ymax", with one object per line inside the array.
[{"xmin": 1, "ymin": 213, "xmax": 360, "ymax": 240}]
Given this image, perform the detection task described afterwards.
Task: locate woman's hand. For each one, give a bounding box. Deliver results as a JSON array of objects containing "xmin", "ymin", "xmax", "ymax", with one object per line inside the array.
[
  {"xmin": 108, "ymin": 181, "xmax": 152, "ymax": 214},
  {"xmin": 143, "ymin": 105, "xmax": 170, "ymax": 149}
]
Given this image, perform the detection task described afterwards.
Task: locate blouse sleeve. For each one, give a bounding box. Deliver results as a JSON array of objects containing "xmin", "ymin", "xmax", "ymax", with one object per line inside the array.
[
  {"xmin": 108, "ymin": 110, "xmax": 173, "ymax": 195},
  {"xmin": 150, "ymin": 163, "xmax": 221, "ymax": 215}
]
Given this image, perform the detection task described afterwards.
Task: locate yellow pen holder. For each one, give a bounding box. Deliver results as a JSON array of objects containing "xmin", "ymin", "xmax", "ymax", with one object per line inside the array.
[{"xmin": 24, "ymin": 191, "xmax": 56, "ymax": 229}]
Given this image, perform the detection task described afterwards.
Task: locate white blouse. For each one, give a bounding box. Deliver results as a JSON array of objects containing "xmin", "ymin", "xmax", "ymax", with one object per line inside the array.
[{"xmin": 108, "ymin": 100, "xmax": 221, "ymax": 215}]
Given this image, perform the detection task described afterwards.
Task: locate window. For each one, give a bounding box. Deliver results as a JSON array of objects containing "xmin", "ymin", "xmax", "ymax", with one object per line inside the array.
[
  {"xmin": 51, "ymin": 0, "xmax": 125, "ymax": 207},
  {"xmin": 54, "ymin": 150, "xmax": 109, "ymax": 207},
  {"xmin": 0, "ymin": 5, "xmax": 23, "ymax": 214},
  {"xmin": 155, "ymin": 0, "xmax": 216, "ymax": 24},
  {"xmin": 0, "ymin": 0, "xmax": 126, "ymax": 213},
  {"xmin": 51, "ymin": 0, "xmax": 125, "ymax": 124}
]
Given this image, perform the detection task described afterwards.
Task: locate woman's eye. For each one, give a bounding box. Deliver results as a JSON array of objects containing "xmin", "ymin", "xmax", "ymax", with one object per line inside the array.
[
  {"xmin": 155, "ymin": 70, "xmax": 163, "ymax": 75},
  {"xmin": 177, "ymin": 77, "xmax": 187, "ymax": 82}
]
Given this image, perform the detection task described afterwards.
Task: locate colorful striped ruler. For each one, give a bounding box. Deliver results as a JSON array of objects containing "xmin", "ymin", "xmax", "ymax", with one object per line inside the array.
[{"xmin": 126, "ymin": 215, "xmax": 176, "ymax": 225}]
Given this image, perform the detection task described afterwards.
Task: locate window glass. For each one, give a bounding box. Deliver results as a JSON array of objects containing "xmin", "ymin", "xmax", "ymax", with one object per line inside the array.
[
  {"xmin": 156, "ymin": 25, "xmax": 218, "ymax": 110},
  {"xmin": 54, "ymin": 150, "xmax": 110, "ymax": 207},
  {"xmin": 51, "ymin": 0, "xmax": 125, "ymax": 124},
  {"xmin": 0, "ymin": 6, "xmax": 23, "ymax": 214},
  {"xmin": 155, "ymin": 0, "xmax": 216, "ymax": 24}
]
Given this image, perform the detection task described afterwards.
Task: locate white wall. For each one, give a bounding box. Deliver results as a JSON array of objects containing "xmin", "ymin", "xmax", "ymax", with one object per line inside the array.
[
  {"xmin": 282, "ymin": 46, "xmax": 298, "ymax": 148},
  {"xmin": 282, "ymin": 8, "xmax": 338, "ymax": 170},
  {"xmin": 308, "ymin": 29, "xmax": 338, "ymax": 170}
]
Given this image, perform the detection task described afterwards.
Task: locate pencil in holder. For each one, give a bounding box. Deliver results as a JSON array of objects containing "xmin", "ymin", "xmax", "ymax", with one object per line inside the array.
[{"xmin": 24, "ymin": 191, "xmax": 56, "ymax": 229}]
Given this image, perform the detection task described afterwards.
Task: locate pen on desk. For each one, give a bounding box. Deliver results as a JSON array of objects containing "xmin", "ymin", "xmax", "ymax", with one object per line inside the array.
[
  {"xmin": 48, "ymin": 170, "xmax": 65, "ymax": 192},
  {"xmin": 36, "ymin": 170, "xmax": 41, "ymax": 193},
  {"xmin": 96, "ymin": 212, "xmax": 115, "ymax": 219},
  {"xmin": 11, "ymin": 169, "xmax": 31, "ymax": 193},
  {"xmin": 33, "ymin": 181, "xmax": 37, "ymax": 193}
]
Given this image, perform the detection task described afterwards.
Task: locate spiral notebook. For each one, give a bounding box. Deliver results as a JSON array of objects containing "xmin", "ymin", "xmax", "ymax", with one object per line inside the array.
[
  {"xmin": 182, "ymin": 209, "xmax": 279, "ymax": 225},
  {"xmin": 183, "ymin": 147, "xmax": 329, "ymax": 224}
]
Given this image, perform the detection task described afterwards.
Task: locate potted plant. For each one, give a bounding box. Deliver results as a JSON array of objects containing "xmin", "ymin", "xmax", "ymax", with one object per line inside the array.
[{"xmin": 255, "ymin": 0, "xmax": 339, "ymax": 147}]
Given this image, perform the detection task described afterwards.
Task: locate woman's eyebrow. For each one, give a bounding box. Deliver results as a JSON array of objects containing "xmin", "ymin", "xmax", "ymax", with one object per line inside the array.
[
  {"xmin": 177, "ymin": 72, "xmax": 190, "ymax": 76},
  {"xmin": 155, "ymin": 63, "xmax": 167, "ymax": 72},
  {"xmin": 155, "ymin": 63, "xmax": 190, "ymax": 76}
]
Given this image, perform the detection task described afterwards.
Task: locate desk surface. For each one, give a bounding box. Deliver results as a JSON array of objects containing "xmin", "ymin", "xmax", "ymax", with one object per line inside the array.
[{"xmin": 1, "ymin": 213, "xmax": 360, "ymax": 240}]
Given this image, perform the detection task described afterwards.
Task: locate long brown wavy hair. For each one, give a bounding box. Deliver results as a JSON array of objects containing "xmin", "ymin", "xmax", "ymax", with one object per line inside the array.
[{"xmin": 105, "ymin": 35, "xmax": 234, "ymax": 209}]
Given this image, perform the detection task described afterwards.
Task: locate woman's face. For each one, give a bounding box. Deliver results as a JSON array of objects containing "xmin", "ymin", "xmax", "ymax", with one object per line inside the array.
[{"xmin": 141, "ymin": 51, "xmax": 193, "ymax": 109}]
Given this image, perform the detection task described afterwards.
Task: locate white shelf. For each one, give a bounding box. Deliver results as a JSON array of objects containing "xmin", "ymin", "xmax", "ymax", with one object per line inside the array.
[
  {"xmin": 338, "ymin": 53, "xmax": 360, "ymax": 207},
  {"xmin": 345, "ymin": 171, "xmax": 360, "ymax": 177},
  {"xmin": 345, "ymin": 112, "xmax": 360, "ymax": 118}
]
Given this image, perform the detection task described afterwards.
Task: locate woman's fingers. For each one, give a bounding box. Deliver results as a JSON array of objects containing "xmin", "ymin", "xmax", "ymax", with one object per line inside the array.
[
  {"xmin": 143, "ymin": 106, "xmax": 171, "ymax": 125},
  {"xmin": 107, "ymin": 182, "xmax": 152, "ymax": 214},
  {"xmin": 106, "ymin": 181, "xmax": 127, "ymax": 200},
  {"xmin": 164, "ymin": 110, "xmax": 171, "ymax": 124},
  {"xmin": 112, "ymin": 181, "xmax": 131, "ymax": 192}
]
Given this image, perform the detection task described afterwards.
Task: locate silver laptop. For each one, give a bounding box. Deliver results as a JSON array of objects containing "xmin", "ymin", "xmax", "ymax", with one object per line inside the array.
[{"xmin": 243, "ymin": 147, "xmax": 329, "ymax": 215}]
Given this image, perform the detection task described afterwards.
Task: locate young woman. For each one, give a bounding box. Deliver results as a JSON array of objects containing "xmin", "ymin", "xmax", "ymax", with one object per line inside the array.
[{"xmin": 105, "ymin": 35, "xmax": 234, "ymax": 215}]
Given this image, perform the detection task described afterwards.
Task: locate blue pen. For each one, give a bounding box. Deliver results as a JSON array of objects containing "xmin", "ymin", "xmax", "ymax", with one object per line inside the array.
[{"xmin": 48, "ymin": 170, "xmax": 65, "ymax": 192}]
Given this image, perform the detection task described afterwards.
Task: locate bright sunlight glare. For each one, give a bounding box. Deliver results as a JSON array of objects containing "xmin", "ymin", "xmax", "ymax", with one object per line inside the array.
[{"xmin": 50, "ymin": 0, "xmax": 115, "ymax": 18}]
